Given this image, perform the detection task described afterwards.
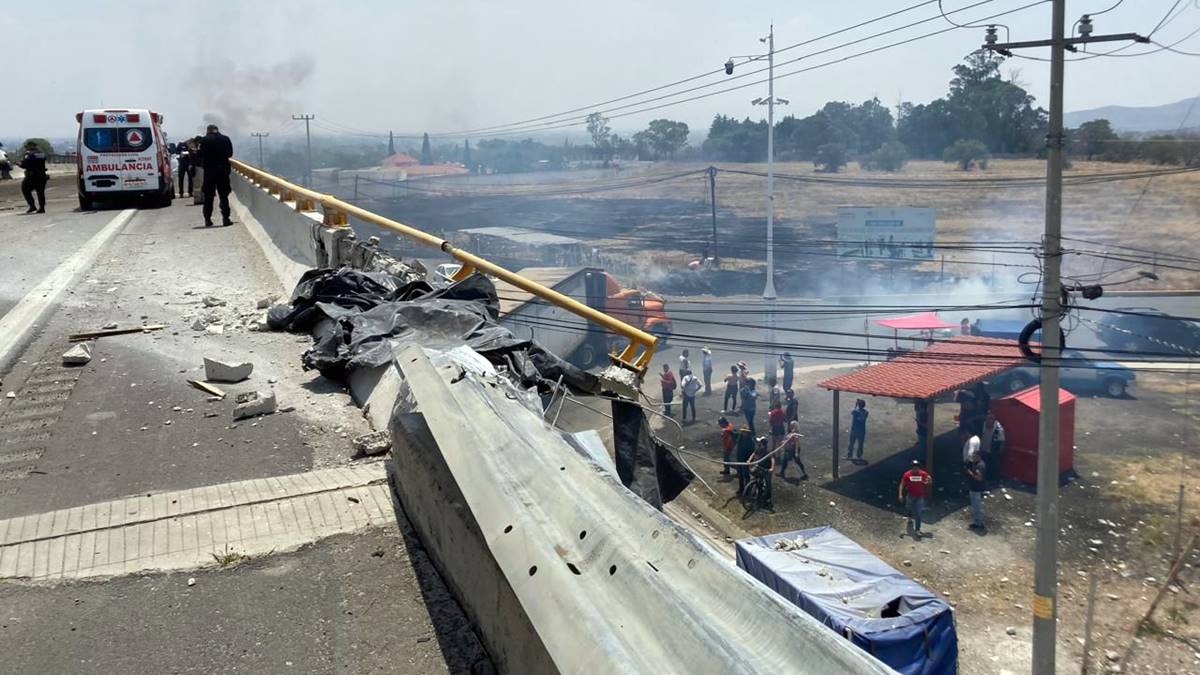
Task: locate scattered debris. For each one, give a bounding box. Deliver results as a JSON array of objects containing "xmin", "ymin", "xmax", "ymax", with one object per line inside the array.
[
  {"xmin": 187, "ymin": 577, "xmax": 196, "ymax": 587},
  {"xmin": 352, "ymin": 430, "xmax": 391, "ymax": 457},
  {"xmin": 773, "ymin": 536, "xmax": 808, "ymax": 552},
  {"xmin": 191, "ymin": 319, "xmax": 208, "ymax": 332},
  {"xmin": 233, "ymin": 390, "xmax": 278, "ymax": 420},
  {"xmin": 101, "ymin": 322, "xmax": 119, "ymax": 330},
  {"xmin": 69, "ymin": 324, "xmax": 165, "ymax": 341},
  {"xmin": 61, "ymin": 342, "xmax": 93, "ymax": 366},
  {"xmin": 5, "ymin": 391, "xmax": 15, "ymax": 399},
  {"xmin": 187, "ymin": 379, "xmax": 226, "ymax": 399},
  {"xmin": 205, "ymin": 324, "xmax": 225, "ymax": 335},
  {"xmin": 203, "ymin": 357, "xmax": 253, "ymax": 383},
  {"xmin": 255, "ymin": 295, "xmax": 279, "ymax": 309},
  {"xmin": 1105, "ymin": 650, "xmax": 1121, "ymax": 662},
  {"xmin": 1006, "ymin": 627, "xmax": 1017, "ymax": 636},
  {"xmin": 202, "ymin": 295, "xmax": 227, "ymax": 307}
]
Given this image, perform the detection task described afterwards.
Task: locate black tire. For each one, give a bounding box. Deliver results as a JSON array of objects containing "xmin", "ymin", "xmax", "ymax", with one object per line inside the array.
[
  {"xmin": 575, "ymin": 343, "xmax": 599, "ymax": 369},
  {"xmin": 78, "ymin": 194, "xmax": 92, "ymax": 211},
  {"xmin": 1104, "ymin": 378, "xmax": 1126, "ymax": 398},
  {"xmin": 742, "ymin": 480, "xmax": 763, "ymax": 517}
]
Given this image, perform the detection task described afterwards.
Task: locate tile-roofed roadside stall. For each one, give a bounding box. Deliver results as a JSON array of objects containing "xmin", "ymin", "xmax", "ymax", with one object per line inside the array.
[{"xmin": 818, "ymin": 336, "xmax": 1028, "ymax": 480}]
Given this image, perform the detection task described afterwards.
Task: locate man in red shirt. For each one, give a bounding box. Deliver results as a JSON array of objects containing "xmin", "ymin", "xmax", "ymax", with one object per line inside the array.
[
  {"xmin": 767, "ymin": 402, "xmax": 787, "ymax": 459},
  {"xmin": 898, "ymin": 459, "xmax": 932, "ymax": 538},
  {"xmin": 659, "ymin": 364, "xmax": 677, "ymax": 418},
  {"xmin": 718, "ymin": 417, "xmax": 735, "ymax": 479}
]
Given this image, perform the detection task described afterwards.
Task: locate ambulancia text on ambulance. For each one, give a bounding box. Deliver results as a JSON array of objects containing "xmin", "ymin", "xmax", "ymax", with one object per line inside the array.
[{"xmin": 75, "ymin": 108, "xmax": 173, "ymax": 210}]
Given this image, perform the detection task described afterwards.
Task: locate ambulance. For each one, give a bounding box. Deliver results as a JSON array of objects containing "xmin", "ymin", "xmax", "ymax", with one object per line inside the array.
[{"xmin": 75, "ymin": 108, "xmax": 173, "ymax": 210}]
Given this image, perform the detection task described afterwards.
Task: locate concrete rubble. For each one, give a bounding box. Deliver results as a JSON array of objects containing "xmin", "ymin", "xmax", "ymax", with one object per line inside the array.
[
  {"xmin": 233, "ymin": 390, "xmax": 277, "ymax": 420},
  {"xmin": 204, "ymin": 357, "xmax": 253, "ymax": 383},
  {"xmin": 61, "ymin": 342, "xmax": 94, "ymax": 365},
  {"xmin": 352, "ymin": 430, "xmax": 391, "ymax": 457}
]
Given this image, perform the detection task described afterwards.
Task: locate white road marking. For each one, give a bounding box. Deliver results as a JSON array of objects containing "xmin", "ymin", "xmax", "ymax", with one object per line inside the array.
[{"xmin": 0, "ymin": 209, "xmax": 136, "ymax": 371}]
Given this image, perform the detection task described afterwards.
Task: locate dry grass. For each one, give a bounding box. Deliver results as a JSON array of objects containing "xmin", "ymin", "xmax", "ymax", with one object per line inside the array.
[{"xmin": 589, "ymin": 158, "xmax": 1200, "ymax": 289}]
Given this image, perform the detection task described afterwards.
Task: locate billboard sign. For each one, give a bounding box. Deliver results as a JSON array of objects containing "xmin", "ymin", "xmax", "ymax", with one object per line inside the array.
[{"xmin": 836, "ymin": 207, "xmax": 935, "ymax": 260}]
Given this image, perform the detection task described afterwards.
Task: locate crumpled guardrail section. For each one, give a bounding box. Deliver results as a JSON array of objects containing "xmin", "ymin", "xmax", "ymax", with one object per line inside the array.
[{"xmin": 386, "ymin": 344, "xmax": 895, "ymax": 675}]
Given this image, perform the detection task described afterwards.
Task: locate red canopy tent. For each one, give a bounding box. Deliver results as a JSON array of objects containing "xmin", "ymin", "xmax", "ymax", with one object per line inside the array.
[
  {"xmin": 991, "ymin": 385, "xmax": 1076, "ymax": 485},
  {"xmin": 873, "ymin": 312, "xmax": 959, "ymax": 331}
]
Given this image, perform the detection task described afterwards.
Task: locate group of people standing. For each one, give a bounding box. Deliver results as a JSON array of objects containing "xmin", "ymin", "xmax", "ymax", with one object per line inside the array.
[{"xmin": 658, "ymin": 347, "xmax": 712, "ymax": 422}]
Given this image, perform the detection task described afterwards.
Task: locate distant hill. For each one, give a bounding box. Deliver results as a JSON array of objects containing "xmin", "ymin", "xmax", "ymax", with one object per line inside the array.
[{"xmin": 1065, "ymin": 97, "xmax": 1200, "ymax": 133}]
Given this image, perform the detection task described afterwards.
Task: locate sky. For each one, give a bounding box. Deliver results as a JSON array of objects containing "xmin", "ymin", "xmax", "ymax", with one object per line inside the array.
[{"xmin": 6, "ymin": 0, "xmax": 1199, "ymax": 144}]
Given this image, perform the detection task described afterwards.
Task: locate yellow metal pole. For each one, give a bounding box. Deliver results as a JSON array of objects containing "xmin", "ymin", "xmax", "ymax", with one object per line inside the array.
[{"xmin": 230, "ymin": 159, "xmax": 657, "ymax": 372}]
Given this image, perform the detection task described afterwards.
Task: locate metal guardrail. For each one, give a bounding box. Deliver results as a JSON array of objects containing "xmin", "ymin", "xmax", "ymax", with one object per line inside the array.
[{"xmin": 231, "ymin": 158, "xmax": 658, "ymax": 374}]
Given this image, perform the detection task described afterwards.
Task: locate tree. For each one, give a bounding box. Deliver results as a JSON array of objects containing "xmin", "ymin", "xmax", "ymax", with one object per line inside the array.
[
  {"xmin": 462, "ymin": 139, "xmax": 472, "ymax": 171},
  {"xmin": 420, "ymin": 133, "xmax": 433, "ymax": 165},
  {"xmin": 641, "ymin": 119, "xmax": 690, "ymax": 160},
  {"xmin": 859, "ymin": 141, "xmax": 908, "ymax": 172},
  {"xmin": 22, "ymin": 138, "xmax": 53, "ymax": 155},
  {"xmin": 1073, "ymin": 119, "xmax": 1117, "ymax": 160},
  {"xmin": 701, "ymin": 115, "xmax": 767, "ymax": 162},
  {"xmin": 585, "ymin": 112, "xmax": 611, "ymax": 159},
  {"xmin": 943, "ymin": 139, "xmax": 990, "ymax": 170},
  {"xmin": 814, "ymin": 143, "xmax": 847, "ymax": 173}
]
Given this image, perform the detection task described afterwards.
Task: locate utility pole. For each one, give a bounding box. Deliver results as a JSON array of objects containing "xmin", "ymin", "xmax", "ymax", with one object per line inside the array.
[
  {"xmin": 726, "ymin": 26, "xmax": 788, "ymax": 381},
  {"xmin": 292, "ymin": 114, "xmax": 315, "ymax": 186},
  {"xmin": 250, "ymin": 132, "xmax": 269, "ymax": 168},
  {"xmin": 707, "ymin": 166, "xmax": 718, "ymax": 265},
  {"xmin": 983, "ymin": 9, "xmax": 1146, "ymax": 674}
]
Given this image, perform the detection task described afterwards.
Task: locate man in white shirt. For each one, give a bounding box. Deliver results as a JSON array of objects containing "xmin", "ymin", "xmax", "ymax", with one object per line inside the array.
[
  {"xmin": 962, "ymin": 433, "xmax": 981, "ymax": 465},
  {"xmin": 680, "ymin": 370, "xmax": 702, "ymax": 421},
  {"xmin": 678, "ymin": 349, "xmax": 691, "ymax": 376}
]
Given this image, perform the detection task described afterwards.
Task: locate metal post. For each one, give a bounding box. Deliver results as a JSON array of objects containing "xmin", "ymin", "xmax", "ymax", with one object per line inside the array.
[
  {"xmin": 831, "ymin": 390, "xmax": 840, "ymax": 480},
  {"xmin": 708, "ymin": 166, "xmax": 718, "ymax": 264},
  {"xmin": 763, "ymin": 26, "xmax": 777, "ymax": 384},
  {"xmin": 925, "ymin": 401, "xmax": 936, "ymax": 486},
  {"xmin": 251, "ymin": 132, "xmax": 269, "ymax": 167},
  {"xmin": 1032, "ymin": 2, "xmax": 1066, "ymax": 671},
  {"xmin": 292, "ymin": 114, "xmax": 315, "ymax": 186}
]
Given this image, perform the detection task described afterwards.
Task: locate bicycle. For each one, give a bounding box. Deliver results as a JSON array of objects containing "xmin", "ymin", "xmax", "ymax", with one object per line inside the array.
[{"xmin": 741, "ymin": 462, "xmax": 774, "ymax": 519}]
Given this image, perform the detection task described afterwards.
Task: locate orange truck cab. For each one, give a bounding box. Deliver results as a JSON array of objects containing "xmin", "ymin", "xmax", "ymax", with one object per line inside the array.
[{"xmin": 604, "ymin": 277, "xmax": 673, "ymax": 341}]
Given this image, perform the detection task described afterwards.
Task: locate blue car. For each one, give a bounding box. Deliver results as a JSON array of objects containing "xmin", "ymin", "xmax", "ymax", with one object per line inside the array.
[{"xmin": 996, "ymin": 349, "xmax": 1135, "ymax": 397}]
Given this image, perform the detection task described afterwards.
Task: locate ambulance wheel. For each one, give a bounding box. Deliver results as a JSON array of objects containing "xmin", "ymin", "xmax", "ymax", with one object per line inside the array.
[{"xmin": 78, "ymin": 195, "xmax": 92, "ymax": 212}]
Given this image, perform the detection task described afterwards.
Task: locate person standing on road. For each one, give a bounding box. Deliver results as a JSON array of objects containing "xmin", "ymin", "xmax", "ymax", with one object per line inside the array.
[
  {"xmin": 678, "ymin": 349, "xmax": 690, "ymax": 376},
  {"xmin": 898, "ymin": 459, "xmax": 932, "ymax": 538},
  {"xmin": 739, "ymin": 378, "xmax": 758, "ymax": 436},
  {"xmin": 982, "ymin": 413, "xmax": 1005, "ymax": 481},
  {"xmin": 768, "ymin": 376, "xmax": 783, "ymax": 409},
  {"xmin": 846, "ymin": 399, "xmax": 868, "ymax": 462},
  {"xmin": 778, "ymin": 420, "xmax": 808, "ymax": 481},
  {"xmin": 748, "ymin": 436, "xmax": 774, "ymax": 509},
  {"xmin": 962, "ymin": 432, "xmax": 981, "ymax": 466},
  {"xmin": 701, "ymin": 347, "xmax": 714, "ymax": 396},
  {"xmin": 966, "ymin": 451, "xmax": 987, "ymax": 531},
  {"xmin": 768, "ymin": 402, "xmax": 786, "ymax": 458},
  {"xmin": 780, "ymin": 351, "xmax": 794, "ymax": 391},
  {"xmin": 176, "ymin": 140, "xmax": 194, "ymax": 198},
  {"xmin": 722, "ymin": 365, "xmax": 739, "ymax": 413},
  {"xmin": 784, "ymin": 388, "xmax": 798, "ymax": 425},
  {"xmin": 660, "ymin": 364, "xmax": 677, "ymax": 418},
  {"xmin": 718, "ymin": 416, "xmax": 735, "ymax": 479},
  {"xmin": 198, "ymin": 124, "xmax": 234, "ymax": 227},
  {"xmin": 680, "ymin": 369, "xmax": 701, "ymax": 422},
  {"xmin": 18, "ymin": 142, "xmax": 48, "ymax": 214},
  {"xmin": 734, "ymin": 424, "xmax": 756, "ymax": 496}
]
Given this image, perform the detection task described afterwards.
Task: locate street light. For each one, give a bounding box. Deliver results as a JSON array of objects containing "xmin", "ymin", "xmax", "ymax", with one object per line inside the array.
[{"xmin": 726, "ymin": 25, "xmax": 788, "ymax": 384}]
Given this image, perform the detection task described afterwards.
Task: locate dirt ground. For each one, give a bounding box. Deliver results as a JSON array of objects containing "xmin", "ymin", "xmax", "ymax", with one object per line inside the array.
[
  {"xmin": 344, "ymin": 158, "xmax": 1200, "ymax": 292},
  {"xmin": 650, "ymin": 367, "xmax": 1200, "ymax": 674}
]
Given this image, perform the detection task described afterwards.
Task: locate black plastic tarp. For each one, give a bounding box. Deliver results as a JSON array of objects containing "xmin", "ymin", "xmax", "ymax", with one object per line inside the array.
[
  {"xmin": 611, "ymin": 399, "xmax": 694, "ymax": 509},
  {"xmin": 269, "ymin": 267, "xmax": 598, "ymax": 393}
]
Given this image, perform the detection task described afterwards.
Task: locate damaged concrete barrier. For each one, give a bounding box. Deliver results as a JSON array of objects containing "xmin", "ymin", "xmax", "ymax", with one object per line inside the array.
[
  {"xmin": 204, "ymin": 357, "xmax": 253, "ymax": 383},
  {"xmin": 62, "ymin": 342, "xmax": 94, "ymax": 366},
  {"xmin": 233, "ymin": 390, "xmax": 277, "ymax": 420}
]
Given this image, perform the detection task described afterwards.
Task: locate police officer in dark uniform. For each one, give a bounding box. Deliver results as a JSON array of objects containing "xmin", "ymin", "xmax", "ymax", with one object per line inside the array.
[
  {"xmin": 18, "ymin": 142, "xmax": 49, "ymax": 214},
  {"xmin": 197, "ymin": 124, "xmax": 234, "ymax": 227},
  {"xmin": 176, "ymin": 140, "xmax": 194, "ymax": 198}
]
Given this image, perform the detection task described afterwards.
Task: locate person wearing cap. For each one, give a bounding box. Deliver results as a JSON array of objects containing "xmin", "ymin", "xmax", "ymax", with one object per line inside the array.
[
  {"xmin": 966, "ymin": 450, "xmax": 987, "ymax": 531},
  {"xmin": 898, "ymin": 459, "xmax": 932, "ymax": 538},
  {"xmin": 701, "ymin": 347, "xmax": 713, "ymax": 396},
  {"xmin": 197, "ymin": 123, "xmax": 234, "ymax": 227}
]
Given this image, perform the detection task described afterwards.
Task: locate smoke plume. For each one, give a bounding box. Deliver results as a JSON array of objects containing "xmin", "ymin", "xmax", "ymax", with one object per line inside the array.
[{"xmin": 188, "ymin": 55, "xmax": 315, "ymax": 137}]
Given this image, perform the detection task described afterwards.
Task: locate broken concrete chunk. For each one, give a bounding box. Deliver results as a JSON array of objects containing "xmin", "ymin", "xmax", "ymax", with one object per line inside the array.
[
  {"xmin": 205, "ymin": 324, "xmax": 225, "ymax": 335},
  {"xmin": 62, "ymin": 342, "xmax": 94, "ymax": 366},
  {"xmin": 233, "ymin": 390, "xmax": 277, "ymax": 420},
  {"xmin": 352, "ymin": 430, "xmax": 391, "ymax": 457},
  {"xmin": 255, "ymin": 295, "xmax": 279, "ymax": 310},
  {"xmin": 202, "ymin": 295, "xmax": 226, "ymax": 307},
  {"xmin": 204, "ymin": 357, "xmax": 253, "ymax": 383}
]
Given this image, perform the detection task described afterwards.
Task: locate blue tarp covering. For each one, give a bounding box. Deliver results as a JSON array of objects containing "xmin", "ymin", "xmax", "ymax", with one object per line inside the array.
[{"xmin": 735, "ymin": 526, "xmax": 958, "ymax": 675}]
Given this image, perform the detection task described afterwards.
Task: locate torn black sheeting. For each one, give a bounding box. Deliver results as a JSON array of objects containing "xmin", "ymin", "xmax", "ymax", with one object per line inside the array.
[
  {"xmin": 612, "ymin": 399, "xmax": 694, "ymax": 509},
  {"xmin": 269, "ymin": 267, "xmax": 598, "ymax": 394}
]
